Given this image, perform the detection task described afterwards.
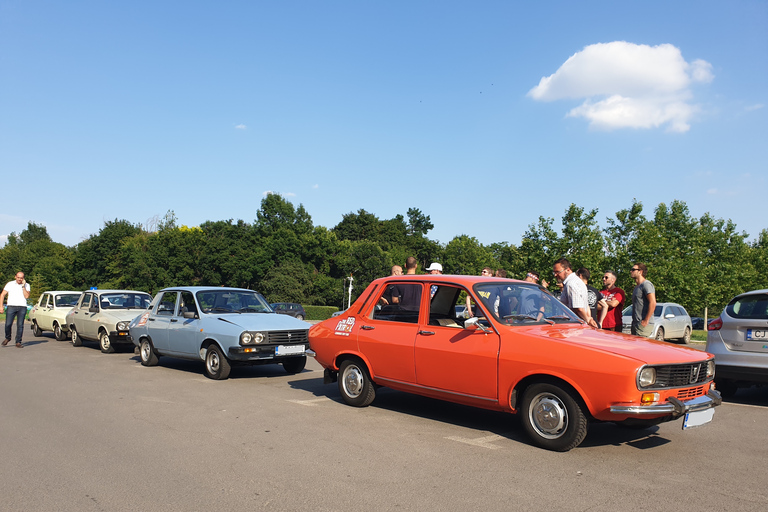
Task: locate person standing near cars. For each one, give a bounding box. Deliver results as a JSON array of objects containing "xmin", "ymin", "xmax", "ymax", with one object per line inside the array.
[
  {"xmin": 427, "ymin": 262, "xmax": 443, "ymax": 298},
  {"xmin": 576, "ymin": 268, "xmax": 607, "ymax": 328},
  {"xmin": 630, "ymin": 263, "xmax": 656, "ymax": 337},
  {"xmin": 599, "ymin": 270, "xmax": 625, "ymax": 332},
  {"xmin": 553, "ymin": 258, "xmax": 597, "ymax": 328},
  {"xmin": 1, "ymin": 272, "xmax": 31, "ymax": 348}
]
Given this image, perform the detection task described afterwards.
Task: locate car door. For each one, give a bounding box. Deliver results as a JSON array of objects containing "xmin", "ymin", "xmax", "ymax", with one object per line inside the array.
[
  {"xmin": 168, "ymin": 291, "xmax": 202, "ymax": 356},
  {"xmin": 357, "ymin": 282, "xmax": 421, "ymax": 384},
  {"xmin": 37, "ymin": 293, "xmax": 53, "ymax": 330},
  {"xmin": 414, "ymin": 283, "xmax": 500, "ymax": 400},
  {"xmin": 145, "ymin": 291, "xmax": 177, "ymax": 352},
  {"xmin": 71, "ymin": 293, "xmax": 93, "ymax": 338}
]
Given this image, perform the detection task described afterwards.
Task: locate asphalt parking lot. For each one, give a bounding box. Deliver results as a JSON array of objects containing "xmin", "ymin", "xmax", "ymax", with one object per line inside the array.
[{"xmin": 1, "ymin": 325, "xmax": 766, "ymax": 512}]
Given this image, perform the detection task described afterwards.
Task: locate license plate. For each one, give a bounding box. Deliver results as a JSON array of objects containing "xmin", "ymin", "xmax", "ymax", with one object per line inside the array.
[
  {"xmin": 276, "ymin": 345, "xmax": 305, "ymax": 356},
  {"xmin": 683, "ymin": 408, "xmax": 715, "ymax": 429},
  {"xmin": 746, "ymin": 329, "xmax": 768, "ymax": 340}
]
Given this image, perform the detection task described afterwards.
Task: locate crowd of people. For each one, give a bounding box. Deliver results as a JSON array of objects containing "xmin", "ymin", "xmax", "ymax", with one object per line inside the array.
[{"xmin": 382, "ymin": 257, "xmax": 658, "ymax": 338}]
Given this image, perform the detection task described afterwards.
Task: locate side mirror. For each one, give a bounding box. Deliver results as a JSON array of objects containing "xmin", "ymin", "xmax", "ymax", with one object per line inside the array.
[
  {"xmin": 183, "ymin": 311, "xmax": 197, "ymax": 319},
  {"xmin": 665, "ymin": 314, "xmax": 675, "ymax": 319},
  {"xmin": 464, "ymin": 316, "xmax": 491, "ymax": 332},
  {"xmin": 89, "ymin": 306, "xmax": 99, "ymax": 313}
]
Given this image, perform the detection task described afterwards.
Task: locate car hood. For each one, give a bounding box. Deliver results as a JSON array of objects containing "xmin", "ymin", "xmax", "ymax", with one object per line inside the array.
[
  {"xmin": 99, "ymin": 309, "xmax": 148, "ymax": 322},
  {"xmin": 208, "ymin": 312, "xmax": 309, "ymax": 331},
  {"xmin": 508, "ymin": 324, "xmax": 709, "ymax": 364}
]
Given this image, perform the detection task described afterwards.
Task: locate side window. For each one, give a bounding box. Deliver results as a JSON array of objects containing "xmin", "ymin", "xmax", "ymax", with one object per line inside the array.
[
  {"xmin": 40, "ymin": 294, "xmax": 50, "ymax": 307},
  {"xmin": 80, "ymin": 294, "xmax": 92, "ymax": 309},
  {"xmin": 178, "ymin": 292, "xmax": 197, "ymax": 317},
  {"xmin": 428, "ymin": 285, "xmax": 464, "ymax": 328},
  {"xmin": 156, "ymin": 292, "xmax": 178, "ymax": 316},
  {"xmin": 373, "ymin": 283, "xmax": 422, "ymax": 324}
]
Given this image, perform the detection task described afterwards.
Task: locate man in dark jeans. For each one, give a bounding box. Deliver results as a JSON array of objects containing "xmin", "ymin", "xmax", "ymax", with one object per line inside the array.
[{"xmin": 1, "ymin": 272, "xmax": 31, "ymax": 348}]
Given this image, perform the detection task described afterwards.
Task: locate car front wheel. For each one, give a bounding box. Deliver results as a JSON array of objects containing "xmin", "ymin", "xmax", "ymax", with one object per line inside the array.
[
  {"xmin": 71, "ymin": 327, "xmax": 82, "ymax": 347},
  {"xmin": 32, "ymin": 321, "xmax": 43, "ymax": 337},
  {"xmin": 520, "ymin": 382, "xmax": 588, "ymax": 452},
  {"xmin": 204, "ymin": 345, "xmax": 231, "ymax": 380},
  {"xmin": 54, "ymin": 322, "xmax": 67, "ymax": 341},
  {"xmin": 338, "ymin": 359, "xmax": 376, "ymax": 407},
  {"xmin": 282, "ymin": 356, "xmax": 306, "ymax": 374},
  {"xmin": 680, "ymin": 327, "xmax": 691, "ymax": 344},
  {"xmin": 140, "ymin": 339, "xmax": 159, "ymax": 367},
  {"xmin": 655, "ymin": 327, "xmax": 665, "ymax": 341},
  {"xmin": 99, "ymin": 331, "xmax": 115, "ymax": 353}
]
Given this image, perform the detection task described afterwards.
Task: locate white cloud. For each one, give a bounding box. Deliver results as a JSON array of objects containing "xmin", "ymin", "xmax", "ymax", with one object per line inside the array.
[
  {"xmin": 528, "ymin": 41, "xmax": 714, "ymax": 132},
  {"xmin": 745, "ymin": 103, "xmax": 764, "ymax": 111},
  {"xmin": 284, "ymin": 192, "xmax": 296, "ymax": 197},
  {"xmin": 312, "ymin": 184, "xmax": 319, "ymax": 189},
  {"xmin": 262, "ymin": 190, "xmax": 274, "ymax": 196},
  {"xmin": 707, "ymin": 188, "xmax": 719, "ymax": 195},
  {"xmin": 235, "ymin": 124, "xmax": 247, "ymax": 130}
]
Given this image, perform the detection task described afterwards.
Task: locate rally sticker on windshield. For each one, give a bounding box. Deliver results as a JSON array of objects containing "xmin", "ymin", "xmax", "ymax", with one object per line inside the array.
[{"xmin": 334, "ymin": 317, "xmax": 356, "ymax": 336}]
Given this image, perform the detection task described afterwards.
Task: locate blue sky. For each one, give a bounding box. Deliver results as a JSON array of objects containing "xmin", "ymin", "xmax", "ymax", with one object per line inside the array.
[{"xmin": 1, "ymin": 1, "xmax": 766, "ymax": 248}]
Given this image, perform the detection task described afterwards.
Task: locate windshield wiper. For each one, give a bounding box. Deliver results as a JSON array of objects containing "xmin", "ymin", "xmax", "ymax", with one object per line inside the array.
[{"xmin": 210, "ymin": 307, "xmax": 239, "ymax": 313}]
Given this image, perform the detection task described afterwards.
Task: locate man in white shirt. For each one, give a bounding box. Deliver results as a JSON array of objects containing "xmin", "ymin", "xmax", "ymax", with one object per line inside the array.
[
  {"xmin": 1, "ymin": 272, "xmax": 31, "ymax": 348},
  {"xmin": 553, "ymin": 258, "xmax": 597, "ymax": 328}
]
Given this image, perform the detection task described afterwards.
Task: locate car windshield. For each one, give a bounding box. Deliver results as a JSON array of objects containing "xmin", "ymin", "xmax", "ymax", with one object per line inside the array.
[
  {"xmin": 196, "ymin": 290, "xmax": 273, "ymax": 314},
  {"xmin": 55, "ymin": 294, "xmax": 80, "ymax": 307},
  {"xmin": 472, "ymin": 283, "xmax": 580, "ymax": 325},
  {"xmin": 101, "ymin": 293, "xmax": 152, "ymax": 309},
  {"xmin": 726, "ymin": 293, "xmax": 768, "ymax": 319}
]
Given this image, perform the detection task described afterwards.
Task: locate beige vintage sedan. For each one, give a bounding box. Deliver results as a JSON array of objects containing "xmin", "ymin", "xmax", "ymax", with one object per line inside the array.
[{"xmin": 29, "ymin": 291, "xmax": 82, "ymax": 341}]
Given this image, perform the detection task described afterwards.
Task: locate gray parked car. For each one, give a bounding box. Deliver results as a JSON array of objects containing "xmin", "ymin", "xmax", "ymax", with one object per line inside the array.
[
  {"xmin": 66, "ymin": 290, "xmax": 152, "ymax": 352},
  {"xmin": 130, "ymin": 287, "xmax": 310, "ymax": 380},
  {"xmin": 622, "ymin": 302, "xmax": 693, "ymax": 343},
  {"xmin": 706, "ymin": 289, "xmax": 768, "ymax": 397}
]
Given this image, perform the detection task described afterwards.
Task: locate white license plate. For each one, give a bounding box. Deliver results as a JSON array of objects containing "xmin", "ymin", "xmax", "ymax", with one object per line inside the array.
[
  {"xmin": 746, "ymin": 329, "xmax": 768, "ymax": 340},
  {"xmin": 276, "ymin": 345, "xmax": 305, "ymax": 356},
  {"xmin": 683, "ymin": 408, "xmax": 715, "ymax": 429}
]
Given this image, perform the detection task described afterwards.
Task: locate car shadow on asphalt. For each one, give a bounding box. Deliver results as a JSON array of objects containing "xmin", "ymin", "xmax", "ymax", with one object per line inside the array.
[
  {"xmin": 722, "ymin": 385, "xmax": 768, "ymax": 407},
  {"xmin": 286, "ymin": 378, "xmax": 674, "ymax": 450},
  {"xmin": 127, "ymin": 353, "xmax": 317, "ymax": 380}
]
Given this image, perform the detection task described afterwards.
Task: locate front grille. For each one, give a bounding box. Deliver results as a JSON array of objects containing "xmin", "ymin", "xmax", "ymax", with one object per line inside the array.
[
  {"xmin": 676, "ymin": 386, "xmax": 706, "ymax": 399},
  {"xmin": 266, "ymin": 330, "xmax": 308, "ymax": 345},
  {"xmin": 653, "ymin": 362, "xmax": 711, "ymax": 388}
]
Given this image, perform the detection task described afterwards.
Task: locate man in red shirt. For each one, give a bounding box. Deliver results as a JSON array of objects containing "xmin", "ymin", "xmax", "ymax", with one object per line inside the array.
[{"xmin": 599, "ymin": 270, "xmax": 625, "ymax": 332}]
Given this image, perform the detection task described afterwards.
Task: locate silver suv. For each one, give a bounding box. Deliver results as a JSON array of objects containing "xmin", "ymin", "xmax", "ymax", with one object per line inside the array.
[
  {"xmin": 621, "ymin": 302, "xmax": 693, "ymax": 343},
  {"xmin": 706, "ymin": 289, "xmax": 768, "ymax": 397}
]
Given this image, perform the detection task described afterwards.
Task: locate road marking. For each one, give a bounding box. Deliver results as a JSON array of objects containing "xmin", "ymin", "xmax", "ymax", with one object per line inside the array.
[
  {"xmin": 445, "ymin": 433, "xmax": 505, "ymax": 449},
  {"xmin": 289, "ymin": 398, "xmax": 330, "ymax": 407}
]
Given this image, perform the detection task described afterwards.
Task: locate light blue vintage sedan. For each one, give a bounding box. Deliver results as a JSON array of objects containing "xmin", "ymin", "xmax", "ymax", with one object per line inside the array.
[{"xmin": 129, "ymin": 287, "xmax": 310, "ymax": 380}]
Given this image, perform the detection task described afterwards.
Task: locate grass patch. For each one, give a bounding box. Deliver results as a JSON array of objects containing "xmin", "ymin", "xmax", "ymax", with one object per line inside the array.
[{"xmin": 691, "ymin": 329, "xmax": 707, "ymax": 342}]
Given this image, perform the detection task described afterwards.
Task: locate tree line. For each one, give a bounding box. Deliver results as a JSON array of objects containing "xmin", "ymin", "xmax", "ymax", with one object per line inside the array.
[{"xmin": 1, "ymin": 194, "xmax": 766, "ymax": 318}]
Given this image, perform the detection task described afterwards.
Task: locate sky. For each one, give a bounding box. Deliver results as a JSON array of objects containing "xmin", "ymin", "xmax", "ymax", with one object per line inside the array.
[{"xmin": 1, "ymin": 1, "xmax": 766, "ymax": 249}]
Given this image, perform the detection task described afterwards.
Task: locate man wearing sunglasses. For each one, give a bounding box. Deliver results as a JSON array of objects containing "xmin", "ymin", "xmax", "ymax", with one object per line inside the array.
[
  {"xmin": 599, "ymin": 270, "xmax": 625, "ymax": 332},
  {"xmin": 630, "ymin": 263, "xmax": 656, "ymax": 337}
]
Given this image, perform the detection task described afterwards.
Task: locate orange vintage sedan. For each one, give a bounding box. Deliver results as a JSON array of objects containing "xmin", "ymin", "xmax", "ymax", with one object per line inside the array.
[{"xmin": 308, "ymin": 275, "xmax": 721, "ymax": 451}]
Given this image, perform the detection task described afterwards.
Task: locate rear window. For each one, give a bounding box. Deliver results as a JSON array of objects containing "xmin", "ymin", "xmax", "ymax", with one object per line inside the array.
[{"xmin": 726, "ymin": 293, "xmax": 768, "ymax": 319}]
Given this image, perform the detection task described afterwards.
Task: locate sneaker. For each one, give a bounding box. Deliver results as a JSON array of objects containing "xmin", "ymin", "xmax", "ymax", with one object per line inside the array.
[{"xmin": 16, "ymin": 342, "xmax": 23, "ymax": 348}]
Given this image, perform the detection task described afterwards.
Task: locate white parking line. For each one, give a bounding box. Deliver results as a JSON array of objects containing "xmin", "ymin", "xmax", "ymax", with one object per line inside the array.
[
  {"xmin": 289, "ymin": 398, "xmax": 331, "ymax": 407},
  {"xmin": 445, "ymin": 433, "xmax": 506, "ymax": 450}
]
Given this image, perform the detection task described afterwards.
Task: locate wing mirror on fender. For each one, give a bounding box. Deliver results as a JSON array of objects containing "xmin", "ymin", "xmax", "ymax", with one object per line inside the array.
[{"xmin": 464, "ymin": 316, "xmax": 491, "ymax": 332}]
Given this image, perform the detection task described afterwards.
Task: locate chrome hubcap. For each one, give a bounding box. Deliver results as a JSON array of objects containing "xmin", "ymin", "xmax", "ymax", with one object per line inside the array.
[
  {"xmin": 207, "ymin": 351, "xmax": 219, "ymax": 373},
  {"xmin": 529, "ymin": 393, "xmax": 568, "ymax": 439},
  {"xmin": 342, "ymin": 365, "xmax": 364, "ymax": 398}
]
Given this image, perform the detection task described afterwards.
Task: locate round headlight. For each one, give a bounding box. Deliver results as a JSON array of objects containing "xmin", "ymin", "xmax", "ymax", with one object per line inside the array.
[
  {"xmin": 707, "ymin": 360, "xmax": 715, "ymax": 378},
  {"xmin": 638, "ymin": 367, "xmax": 656, "ymax": 388},
  {"xmin": 117, "ymin": 321, "xmax": 129, "ymax": 330},
  {"xmin": 241, "ymin": 332, "xmax": 252, "ymax": 344},
  {"xmin": 253, "ymin": 332, "xmax": 265, "ymax": 344}
]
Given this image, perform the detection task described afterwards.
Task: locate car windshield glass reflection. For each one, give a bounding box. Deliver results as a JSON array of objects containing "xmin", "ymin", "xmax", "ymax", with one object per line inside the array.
[
  {"xmin": 196, "ymin": 290, "xmax": 273, "ymax": 314},
  {"xmin": 101, "ymin": 293, "xmax": 152, "ymax": 309},
  {"xmin": 55, "ymin": 294, "xmax": 80, "ymax": 307},
  {"xmin": 472, "ymin": 283, "xmax": 580, "ymax": 325}
]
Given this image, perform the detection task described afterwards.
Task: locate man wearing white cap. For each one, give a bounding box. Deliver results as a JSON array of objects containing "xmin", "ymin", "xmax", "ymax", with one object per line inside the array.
[{"xmin": 427, "ymin": 262, "xmax": 443, "ymax": 298}]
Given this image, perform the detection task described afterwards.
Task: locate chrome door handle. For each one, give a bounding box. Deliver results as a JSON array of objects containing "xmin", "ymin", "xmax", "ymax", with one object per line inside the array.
[
  {"xmin": 361, "ymin": 325, "xmax": 375, "ymax": 330},
  {"xmin": 418, "ymin": 330, "xmax": 435, "ymax": 336}
]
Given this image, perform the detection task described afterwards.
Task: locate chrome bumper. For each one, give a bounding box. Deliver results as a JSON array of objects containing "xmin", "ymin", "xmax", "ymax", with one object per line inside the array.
[{"xmin": 610, "ymin": 390, "xmax": 722, "ymax": 417}]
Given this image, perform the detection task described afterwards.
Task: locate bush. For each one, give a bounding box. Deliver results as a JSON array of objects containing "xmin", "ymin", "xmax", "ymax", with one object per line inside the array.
[{"xmin": 303, "ymin": 305, "xmax": 340, "ymax": 321}]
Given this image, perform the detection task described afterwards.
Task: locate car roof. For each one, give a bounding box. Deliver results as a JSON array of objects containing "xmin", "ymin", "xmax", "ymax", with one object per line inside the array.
[
  {"xmin": 374, "ymin": 275, "xmax": 528, "ymax": 285},
  {"xmin": 156, "ymin": 286, "xmax": 258, "ymax": 293},
  {"xmin": 40, "ymin": 290, "xmax": 82, "ymax": 295},
  {"xmin": 88, "ymin": 289, "xmax": 151, "ymax": 295}
]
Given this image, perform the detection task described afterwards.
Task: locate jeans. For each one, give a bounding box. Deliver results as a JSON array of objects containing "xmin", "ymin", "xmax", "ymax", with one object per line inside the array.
[{"xmin": 5, "ymin": 306, "xmax": 26, "ymax": 343}]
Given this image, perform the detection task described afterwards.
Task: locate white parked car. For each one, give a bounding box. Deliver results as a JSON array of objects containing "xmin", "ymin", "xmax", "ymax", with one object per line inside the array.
[
  {"xmin": 706, "ymin": 289, "xmax": 768, "ymax": 397},
  {"xmin": 29, "ymin": 291, "xmax": 82, "ymax": 341},
  {"xmin": 622, "ymin": 302, "xmax": 693, "ymax": 343}
]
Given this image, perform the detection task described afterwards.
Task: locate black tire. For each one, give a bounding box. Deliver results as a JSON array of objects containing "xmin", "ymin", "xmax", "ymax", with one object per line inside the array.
[
  {"xmin": 71, "ymin": 327, "xmax": 82, "ymax": 347},
  {"xmin": 282, "ymin": 356, "xmax": 306, "ymax": 374},
  {"xmin": 32, "ymin": 321, "xmax": 43, "ymax": 337},
  {"xmin": 204, "ymin": 344, "xmax": 231, "ymax": 380},
  {"xmin": 679, "ymin": 327, "xmax": 691, "ymax": 344},
  {"xmin": 655, "ymin": 327, "xmax": 665, "ymax": 341},
  {"xmin": 520, "ymin": 382, "xmax": 588, "ymax": 452},
  {"xmin": 53, "ymin": 322, "xmax": 67, "ymax": 341},
  {"xmin": 140, "ymin": 339, "xmax": 159, "ymax": 367},
  {"xmin": 338, "ymin": 359, "xmax": 376, "ymax": 407},
  {"xmin": 295, "ymin": 314, "xmax": 304, "ymax": 321},
  {"xmin": 99, "ymin": 330, "xmax": 115, "ymax": 353}
]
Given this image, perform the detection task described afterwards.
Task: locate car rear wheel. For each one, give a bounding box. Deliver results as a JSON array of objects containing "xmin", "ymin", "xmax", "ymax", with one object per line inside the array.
[
  {"xmin": 679, "ymin": 327, "xmax": 691, "ymax": 344},
  {"xmin": 338, "ymin": 359, "xmax": 376, "ymax": 407},
  {"xmin": 71, "ymin": 327, "xmax": 82, "ymax": 347},
  {"xmin": 204, "ymin": 345, "xmax": 231, "ymax": 380},
  {"xmin": 140, "ymin": 339, "xmax": 159, "ymax": 367},
  {"xmin": 521, "ymin": 382, "xmax": 588, "ymax": 452},
  {"xmin": 53, "ymin": 322, "xmax": 67, "ymax": 341},
  {"xmin": 32, "ymin": 321, "xmax": 43, "ymax": 337},
  {"xmin": 99, "ymin": 330, "xmax": 115, "ymax": 353},
  {"xmin": 295, "ymin": 314, "xmax": 304, "ymax": 321},
  {"xmin": 282, "ymin": 356, "xmax": 306, "ymax": 374},
  {"xmin": 655, "ymin": 327, "xmax": 665, "ymax": 341}
]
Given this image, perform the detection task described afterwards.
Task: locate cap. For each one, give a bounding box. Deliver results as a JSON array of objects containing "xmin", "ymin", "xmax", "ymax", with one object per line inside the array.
[{"xmin": 426, "ymin": 262, "xmax": 443, "ymax": 272}]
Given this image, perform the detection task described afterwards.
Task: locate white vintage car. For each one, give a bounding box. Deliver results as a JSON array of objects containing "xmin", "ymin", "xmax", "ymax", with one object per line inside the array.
[{"xmin": 29, "ymin": 291, "xmax": 82, "ymax": 341}]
